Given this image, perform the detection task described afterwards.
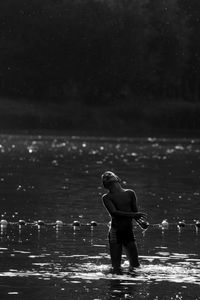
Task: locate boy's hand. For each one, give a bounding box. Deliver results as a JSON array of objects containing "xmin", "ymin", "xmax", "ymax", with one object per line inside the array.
[{"xmin": 134, "ymin": 212, "xmax": 147, "ymax": 220}]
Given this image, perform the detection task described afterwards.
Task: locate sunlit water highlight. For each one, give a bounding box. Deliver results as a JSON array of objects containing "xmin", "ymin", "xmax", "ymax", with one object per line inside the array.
[{"xmin": 0, "ymin": 134, "xmax": 200, "ymax": 299}]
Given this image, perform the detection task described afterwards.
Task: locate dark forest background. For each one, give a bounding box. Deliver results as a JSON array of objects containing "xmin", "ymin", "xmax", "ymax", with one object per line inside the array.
[{"xmin": 0, "ymin": 0, "xmax": 200, "ymax": 134}]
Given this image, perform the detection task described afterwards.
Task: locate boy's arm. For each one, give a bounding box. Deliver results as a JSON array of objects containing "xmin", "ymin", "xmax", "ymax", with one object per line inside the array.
[
  {"xmin": 102, "ymin": 194, "xmax": 145, "ymax": 219},
  {"xmin": 128, "ymin": 189, "xmax": 147, "ymax": 220},
  {"xmin": 127, "ymin": 190, "xmax": 138, "ymax": 212}
]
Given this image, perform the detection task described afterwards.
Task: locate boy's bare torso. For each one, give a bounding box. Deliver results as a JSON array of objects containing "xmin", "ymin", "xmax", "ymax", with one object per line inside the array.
[
  {"xmin": 103, "ymin": 189, "xmax": 138, "ymax": 229},
  {"xmin": 108, "ymin": 189, "xmax": 137, "ymax": 212}
]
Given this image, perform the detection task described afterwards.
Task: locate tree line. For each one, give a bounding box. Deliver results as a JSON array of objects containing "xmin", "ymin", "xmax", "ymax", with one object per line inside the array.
[{"xmin": 0, "ymin": 0, "xmax": 200, "ymax": 105}]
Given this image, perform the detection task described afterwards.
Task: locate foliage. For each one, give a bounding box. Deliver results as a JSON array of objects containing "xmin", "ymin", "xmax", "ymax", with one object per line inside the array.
[{"xmin": 0, "ymin": 0, "xmax": 199, "ymax": 109}]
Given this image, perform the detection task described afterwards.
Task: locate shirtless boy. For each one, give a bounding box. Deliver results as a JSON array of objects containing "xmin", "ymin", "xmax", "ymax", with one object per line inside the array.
[{"xmin": 101, "ymin": 171, "xmax": 146, "ymax": 274}]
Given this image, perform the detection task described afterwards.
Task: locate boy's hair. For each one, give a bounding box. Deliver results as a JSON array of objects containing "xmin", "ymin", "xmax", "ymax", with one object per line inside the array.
[{"xmin": 101, "ymin": 171, "xmax": 120, "ymax": 189}]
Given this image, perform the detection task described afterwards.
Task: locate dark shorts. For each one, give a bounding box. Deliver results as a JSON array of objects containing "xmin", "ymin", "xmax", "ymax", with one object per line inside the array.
[{"xmin": 108, "ymin": 227, "xmax": 135, "ymax": 246}]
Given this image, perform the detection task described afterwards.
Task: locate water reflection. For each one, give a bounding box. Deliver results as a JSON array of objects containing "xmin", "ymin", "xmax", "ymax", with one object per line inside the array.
[{"xmin": 0, "ymin": 225, "xmax": 200, "ymax": 284}]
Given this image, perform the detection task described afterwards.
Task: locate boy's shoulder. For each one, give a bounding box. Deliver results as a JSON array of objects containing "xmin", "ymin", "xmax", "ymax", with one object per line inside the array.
[
  {"xmin": 124, "ymin": 188, "xmax": 136, "ymax": 194},
  {"xmin": 102, "ymin": 192, "xmax": 110, "ymax": 199},
  {"xmin": 124, "ymin": 189, "xmax": 136, "ymax": 198},
  {"xmin": 102, "ymin": 193, "xmax": 112, "ymax": 205}
]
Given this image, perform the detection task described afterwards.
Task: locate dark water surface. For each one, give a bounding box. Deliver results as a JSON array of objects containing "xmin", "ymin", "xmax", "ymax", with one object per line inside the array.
[{"xmin": 0, "ymin": 134, "xmax": 199, "ymax": 300}]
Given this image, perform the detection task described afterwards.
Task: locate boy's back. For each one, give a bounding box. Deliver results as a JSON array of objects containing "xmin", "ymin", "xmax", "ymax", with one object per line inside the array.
[
  {"xmin": 103, "ymin": 189, "xmax": 138, "ymax": 230},
  {"xmin": 107, "ymin": 189, "xmax": 137, "ymax": 212}
]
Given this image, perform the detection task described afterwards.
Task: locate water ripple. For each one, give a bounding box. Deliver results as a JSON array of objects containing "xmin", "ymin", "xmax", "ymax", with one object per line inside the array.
[{"xmin": 0, "ymin": 254, "xmax": 199, "ymax": 286}]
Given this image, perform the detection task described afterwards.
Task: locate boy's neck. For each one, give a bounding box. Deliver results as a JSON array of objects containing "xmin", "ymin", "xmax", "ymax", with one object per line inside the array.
[{"xmin": 109, "ymin": 182, "xmax": 124, "ymax": 194}]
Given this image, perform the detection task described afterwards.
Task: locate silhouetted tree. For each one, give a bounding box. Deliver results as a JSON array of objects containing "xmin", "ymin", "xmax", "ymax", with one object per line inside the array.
[{"xmin": 0, "ymin": 0, "xmax": 197, "ymax": 103}]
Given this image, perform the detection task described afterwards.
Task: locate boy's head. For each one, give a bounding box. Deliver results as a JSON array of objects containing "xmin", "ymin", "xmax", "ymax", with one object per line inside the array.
[{"xmin": 101, "ymin": 171, "xmax": 120, "ymax": 189}]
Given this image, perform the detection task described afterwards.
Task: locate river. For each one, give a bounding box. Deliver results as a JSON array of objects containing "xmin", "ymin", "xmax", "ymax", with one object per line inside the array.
[{"xmin": 0, "ymin": 134, "xmax": 199, "ymax": 299}]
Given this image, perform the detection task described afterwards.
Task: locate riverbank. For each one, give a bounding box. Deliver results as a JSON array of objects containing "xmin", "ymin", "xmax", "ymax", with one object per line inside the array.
[{"xmin": 0, "ymin": 97, "xmax": 200, "ymax": 137}]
